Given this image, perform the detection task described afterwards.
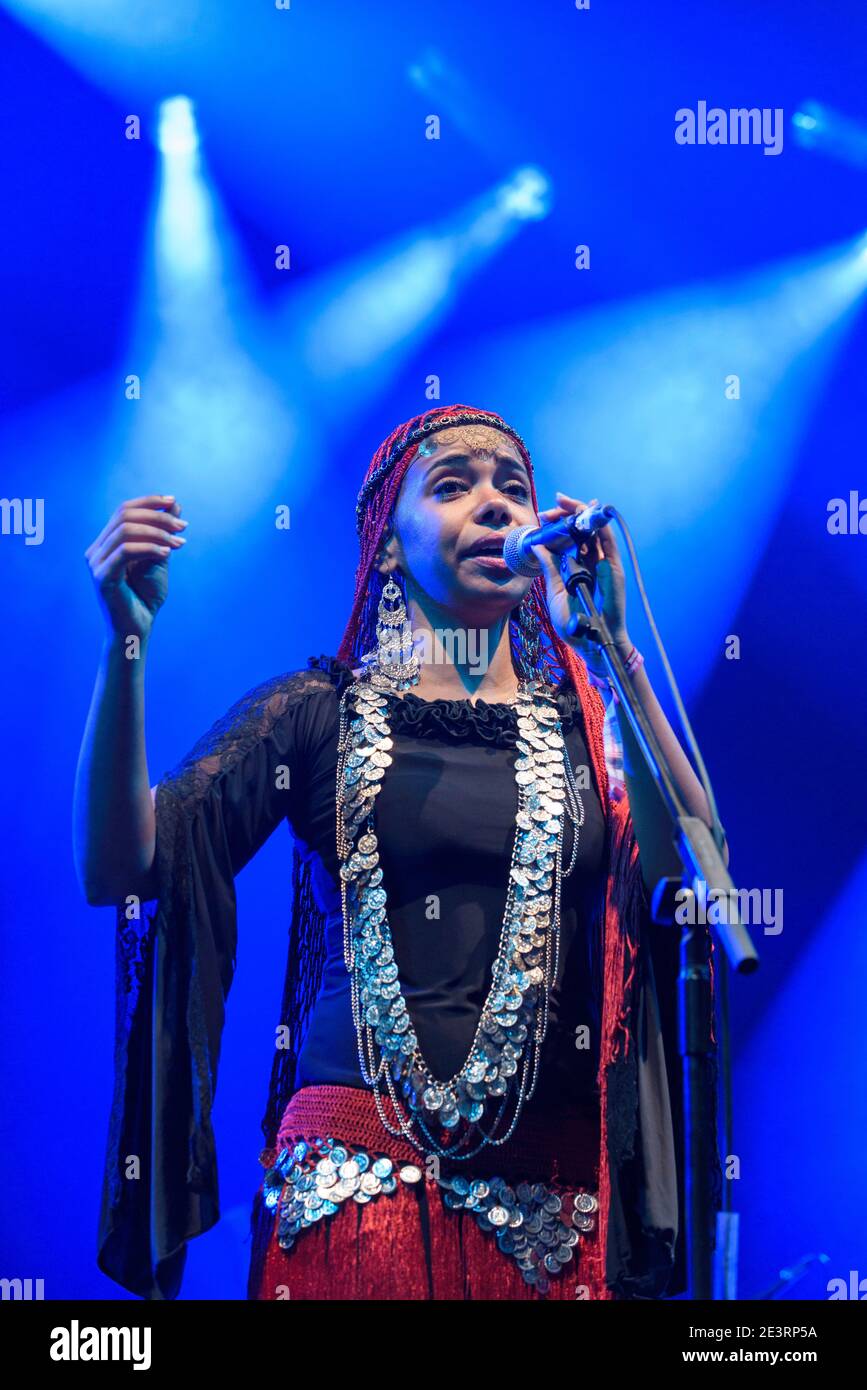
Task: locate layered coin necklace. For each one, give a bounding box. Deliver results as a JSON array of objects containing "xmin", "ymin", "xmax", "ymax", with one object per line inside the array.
[{"xmin": 335, "ymin": 581, "xmax": 586, "ymax": 1161}]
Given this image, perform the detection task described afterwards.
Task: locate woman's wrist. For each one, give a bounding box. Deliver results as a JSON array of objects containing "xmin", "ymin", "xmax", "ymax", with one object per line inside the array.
[{"xmin": 582, "ymin": 633, "xmax": 643, "ymax": 704}]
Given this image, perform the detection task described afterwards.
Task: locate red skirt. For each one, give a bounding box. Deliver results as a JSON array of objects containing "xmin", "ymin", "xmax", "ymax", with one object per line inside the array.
[{"xmin": 248, "ymin": 1084, "xmax": 615, "ymax": 1301}]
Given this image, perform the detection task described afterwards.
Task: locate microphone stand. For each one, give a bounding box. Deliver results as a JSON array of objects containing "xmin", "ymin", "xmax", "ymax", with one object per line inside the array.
[{"xmin": 559, "ymin": 549, "xmax": 759, "ymax": 1301}]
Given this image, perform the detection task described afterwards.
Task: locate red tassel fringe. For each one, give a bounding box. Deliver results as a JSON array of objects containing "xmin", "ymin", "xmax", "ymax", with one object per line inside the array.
[
  {"xmin": 253, "ymin": 1170, "xmax": 613, "ymax": 1301},
  {"xmin": 251, "ymin": 1086, "xmax": 614, "ymax": 1301}
]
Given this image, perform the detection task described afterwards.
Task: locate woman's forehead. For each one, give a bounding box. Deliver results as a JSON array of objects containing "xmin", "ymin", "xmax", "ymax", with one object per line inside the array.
[{"xmin": 416, "ymin": 424, "xmax": 526, "ymax": 463}]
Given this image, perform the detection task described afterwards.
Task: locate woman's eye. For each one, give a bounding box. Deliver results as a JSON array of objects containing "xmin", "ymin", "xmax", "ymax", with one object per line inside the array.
[{"xmin": 433, "ymin": 479, "xmax": 530, "ymax": 500}]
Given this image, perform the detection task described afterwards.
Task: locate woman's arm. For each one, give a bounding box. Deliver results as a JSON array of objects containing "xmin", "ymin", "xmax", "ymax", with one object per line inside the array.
[
  {"xmin": 608, "ymin": 634, "xmax": 730, "ymax": 898},
  {"xmin": 73, "ymin": 634, "xmax": 157, "ymax": 906},
  {"xmin": 73, "ymin": 494, "xmax": 187, "ymax": 906},
  {"xmin": 531, "ymin": 489, "xmax": 729, "ymax": 898}
]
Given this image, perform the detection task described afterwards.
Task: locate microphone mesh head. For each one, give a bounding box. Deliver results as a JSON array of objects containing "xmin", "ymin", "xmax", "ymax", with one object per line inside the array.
[{"xmin": 502, "ymin": 524, "xmax": 542, "ymax": 577}]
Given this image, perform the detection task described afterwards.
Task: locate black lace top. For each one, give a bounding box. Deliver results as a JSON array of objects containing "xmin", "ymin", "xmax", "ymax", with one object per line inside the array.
[{"xmin": 294, "ymin": 656, "xmax": 607, "ymax": 1109}]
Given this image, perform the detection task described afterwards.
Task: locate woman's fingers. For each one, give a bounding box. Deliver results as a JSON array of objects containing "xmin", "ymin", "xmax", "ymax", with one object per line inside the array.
[
  {"xmin": 555, "ymin": 491, "xmax": 593, "ymax": 510},
  {"xmin": 86, "ymin": 499, "xmax": 189, "ymax": 590},
  {"xmin": 551, "ymin": 493, "xmax": 612, "ymax": 564},
  {"xmin": 92, "ymin": 541, "xmax": 176, "ymax": 584},
  {"xmin": 538, "ymin": 494, "xmax": 610, "ymax": 566},
  {"xmin": 85, "ymin": 498, "xmax": 185, "ymax": 559},
  {"xmin": 91, "ymin": 520, "xmax": 187, "ymax": 568}
]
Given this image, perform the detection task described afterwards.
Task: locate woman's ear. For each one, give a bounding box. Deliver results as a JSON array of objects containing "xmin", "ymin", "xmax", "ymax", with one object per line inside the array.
[{"xmin": 374, "ymin": 526, "xmax": 399, "ymax": 575}]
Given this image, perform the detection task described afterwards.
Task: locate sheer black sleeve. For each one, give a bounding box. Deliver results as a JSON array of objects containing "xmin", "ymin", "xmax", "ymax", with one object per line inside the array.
[{"xmin": 97, "ymin": 666, "xmax": 336, "ymax": 1299}]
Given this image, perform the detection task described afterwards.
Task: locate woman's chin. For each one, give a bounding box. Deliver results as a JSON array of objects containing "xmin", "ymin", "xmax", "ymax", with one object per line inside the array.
[{"xmin": 442, "ymin": 579, "xmax": 525, "ymax": 624}]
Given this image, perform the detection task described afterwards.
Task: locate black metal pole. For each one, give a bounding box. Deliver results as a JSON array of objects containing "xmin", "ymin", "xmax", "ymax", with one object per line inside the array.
[
  {"xmin": 680, "ymin": 913, "xmax": 716, "ymax": 1299},
  {"xmin": 559, "ymin": 550, "xmax": 758, "ymax": 1299}
]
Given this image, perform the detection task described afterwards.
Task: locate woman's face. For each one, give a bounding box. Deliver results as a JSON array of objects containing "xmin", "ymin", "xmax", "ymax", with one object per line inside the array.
[{"xmin": 377, "ymin": 424, "xmax": 538, "ymax": 621}]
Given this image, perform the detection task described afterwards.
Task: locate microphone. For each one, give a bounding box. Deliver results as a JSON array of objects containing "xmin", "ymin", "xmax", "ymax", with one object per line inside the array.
[{"xmin": 502, "ymin": 503, "xmax": 614, "ymax": 577}]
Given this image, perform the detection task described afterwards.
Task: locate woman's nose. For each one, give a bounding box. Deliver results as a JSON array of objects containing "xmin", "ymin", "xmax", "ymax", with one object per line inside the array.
[{"xmin": 473, "ymin": 491, "xmax": 515, "ymax": 526}]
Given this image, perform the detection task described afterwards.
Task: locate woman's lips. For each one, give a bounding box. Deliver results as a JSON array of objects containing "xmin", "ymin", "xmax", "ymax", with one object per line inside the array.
[{"xmin": 467, "ymin": 552, "xmax": 510, "ymax": 571}]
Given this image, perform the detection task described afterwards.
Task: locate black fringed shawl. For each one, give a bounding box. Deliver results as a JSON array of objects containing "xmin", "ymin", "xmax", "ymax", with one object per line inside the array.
[{"xmin": 97, "ymin": 655, "xmax": 720, "ymax": 1300}]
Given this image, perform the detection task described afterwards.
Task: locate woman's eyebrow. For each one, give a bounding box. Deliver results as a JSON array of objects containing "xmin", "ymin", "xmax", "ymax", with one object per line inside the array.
[{"xmin": 424, "ymin": 451, "xmax": 529, "ymax": 476}]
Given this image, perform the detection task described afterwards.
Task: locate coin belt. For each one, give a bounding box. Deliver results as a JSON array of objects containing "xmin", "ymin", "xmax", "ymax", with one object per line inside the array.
[{"xmin": 260, "ymin": 1136, "xmax": 599, "ymax": 1295}]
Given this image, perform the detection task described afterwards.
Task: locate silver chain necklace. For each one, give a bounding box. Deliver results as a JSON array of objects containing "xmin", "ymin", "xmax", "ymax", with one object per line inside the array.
[{"xmin": 335, "ymin": 668, "xmax": 585, "ymax": 1161}]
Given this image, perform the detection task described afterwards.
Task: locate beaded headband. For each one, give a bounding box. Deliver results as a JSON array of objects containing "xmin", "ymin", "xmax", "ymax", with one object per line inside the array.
[{"xmin": 355, "ymin": 408, "xmax": 533, "ymax": 535}]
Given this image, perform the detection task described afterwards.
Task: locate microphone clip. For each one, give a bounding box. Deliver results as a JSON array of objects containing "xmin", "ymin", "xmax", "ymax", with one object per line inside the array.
[{"xmin": 558, "ymin": 551, "xmax": 596, "ymax": 599}]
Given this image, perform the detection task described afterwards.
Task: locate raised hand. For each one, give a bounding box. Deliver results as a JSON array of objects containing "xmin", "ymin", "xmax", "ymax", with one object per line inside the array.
[
  {"xmin": 530, "ymin": 491, "xmax": 630, "ymax": 658},
  {"xmin": 85, "ymin": 495, "xmax": 188, "ymax": 640}
]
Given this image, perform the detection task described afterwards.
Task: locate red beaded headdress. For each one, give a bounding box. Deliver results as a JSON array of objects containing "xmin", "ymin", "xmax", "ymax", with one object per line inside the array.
[{"xmin": 337, "ymin": 403, "xmax": 603, "ymax": 718}]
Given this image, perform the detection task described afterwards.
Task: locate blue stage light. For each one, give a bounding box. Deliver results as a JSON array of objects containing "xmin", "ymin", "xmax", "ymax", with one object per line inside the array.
[
  {"xmin": 497, "ymin": 167, "xmax": 551, "ymax": 222},
  {"xmin": 157, "ymin": 95, "xmax": 199, "ymax": 156},
  {"xmin": 792, "ymin": 101, "xmax": 867, "ymax": 170}
]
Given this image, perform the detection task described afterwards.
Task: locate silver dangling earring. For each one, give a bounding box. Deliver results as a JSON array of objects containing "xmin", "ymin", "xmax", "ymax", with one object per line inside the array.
[
  {"xmin": 515, "ymin": 592, "xmax": 542, "ymax": 684},
  {"xmin": 362, "ymin": 573, "xmax": 421, "ymax": 691}
]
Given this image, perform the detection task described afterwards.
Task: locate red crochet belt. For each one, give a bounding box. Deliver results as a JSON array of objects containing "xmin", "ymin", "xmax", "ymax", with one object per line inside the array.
[{"xmin": 263, "ymin": 1083, "xmax": 600, "ymax": 1187}]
